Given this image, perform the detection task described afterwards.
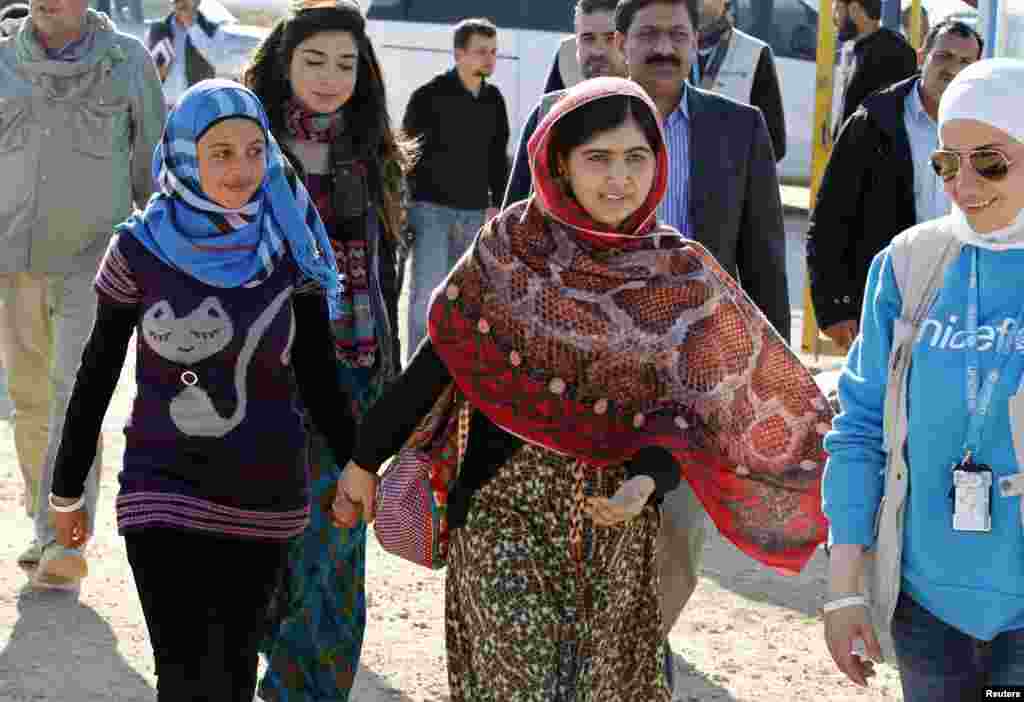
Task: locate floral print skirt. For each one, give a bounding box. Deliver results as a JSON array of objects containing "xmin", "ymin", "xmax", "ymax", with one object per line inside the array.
[{"xmin": 446, "ymin": 442, "xmax": 670, "ymax": 702}]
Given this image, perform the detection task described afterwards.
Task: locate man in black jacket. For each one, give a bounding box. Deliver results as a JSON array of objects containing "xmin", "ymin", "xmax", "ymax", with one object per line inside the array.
[
  {"xmin": 831, "ymin": 0, "xmax": 917, "ymax": 136},
  {"xmin": 401, "ymin": 18, "xmax": 510, "ymax": 363},
  {"xmin": 808, "ymin": 20, "xmax": 982, "ymax": 349}
]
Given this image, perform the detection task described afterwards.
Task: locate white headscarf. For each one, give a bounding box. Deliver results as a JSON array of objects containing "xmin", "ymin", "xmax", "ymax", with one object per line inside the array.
[{"xmin": 938, "ymin": 58, "xmax": 1024, "ymax": 250}]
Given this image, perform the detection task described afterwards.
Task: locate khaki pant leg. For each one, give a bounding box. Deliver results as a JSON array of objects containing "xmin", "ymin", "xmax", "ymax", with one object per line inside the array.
[
  {"xmin": 0, "ymin": 272, "xmax": 53, "ymax": 518},
  {"xmin": 658, "ymin": 480, "xmax": 708, "ymax": 637},
  {"xmin": 34, "ymin": 270, "xmax": 103, "ymax": 545}
]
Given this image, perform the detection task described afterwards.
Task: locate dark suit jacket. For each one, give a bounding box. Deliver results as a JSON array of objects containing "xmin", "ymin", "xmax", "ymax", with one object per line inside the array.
[
  {"xmin": 685, "ymin": 86, "xmax": 790, "ymax": 339},
  {"xmin": 543, "ymin": 46, "xmax": 565, "ymax": 93}
]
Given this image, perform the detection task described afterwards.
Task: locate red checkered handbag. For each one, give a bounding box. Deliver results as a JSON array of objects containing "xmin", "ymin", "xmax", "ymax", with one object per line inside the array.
[{"xmin": 374, "ymin": 385, "xmax": 470, "ymax": 569}]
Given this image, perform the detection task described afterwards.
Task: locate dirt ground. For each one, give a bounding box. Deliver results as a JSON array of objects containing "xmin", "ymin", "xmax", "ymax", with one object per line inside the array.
[{"xmin": 0, "ymin": 343, "xmax": 904, "ymax": 701}]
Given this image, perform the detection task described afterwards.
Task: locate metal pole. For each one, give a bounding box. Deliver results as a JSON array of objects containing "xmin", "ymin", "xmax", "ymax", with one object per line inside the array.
[
  {"xmin": 881, "ymin": 0, "xmax": 901, "ymax": 30},
  {"xmin": 800, "ymin": 0, "xmax": 840, "ymax": 355},
  {"xmin": 977, "ymin": 0, "xmax": 999, "ymax": 58},
  {"xmin": 987, "ymin": 0, "xmax": 1000, "ymax": 57},
  {"xmin": 909, "ymin": 0, "xmax": 924, "ymax": 49}
]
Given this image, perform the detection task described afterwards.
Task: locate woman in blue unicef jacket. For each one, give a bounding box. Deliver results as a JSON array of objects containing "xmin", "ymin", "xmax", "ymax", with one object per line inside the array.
[{"xmin": 822, "ymin": 58, "xmax": 1024, "ymax": 701}]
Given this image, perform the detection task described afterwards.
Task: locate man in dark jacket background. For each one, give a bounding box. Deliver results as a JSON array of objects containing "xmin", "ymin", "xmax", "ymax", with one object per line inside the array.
[
  {"xmin": 807, "ymin": 19, "xmax": 982, "ymax": 350},
  {"xmin": 401, "ymin": 18, "xmax": 510, "ymax": 364},
  {"xmin": 831, "ymin": 0, "xmax": 917, "ymax": 136}
]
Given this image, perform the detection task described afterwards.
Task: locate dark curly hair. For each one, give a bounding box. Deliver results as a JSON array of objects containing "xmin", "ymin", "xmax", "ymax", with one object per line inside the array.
[{"xmin": 242, "ymin": 0, "xmax": 416, "ymax": 241}]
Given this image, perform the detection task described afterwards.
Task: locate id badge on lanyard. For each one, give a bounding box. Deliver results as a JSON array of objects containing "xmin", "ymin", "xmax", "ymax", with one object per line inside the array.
[
  {"xmin": 951, "ymin": 455, "xmax": 992, "ymax": 532},
  {"xmin": 951, "ymin": 249, "xmax": 1024, "ymax": 533}
]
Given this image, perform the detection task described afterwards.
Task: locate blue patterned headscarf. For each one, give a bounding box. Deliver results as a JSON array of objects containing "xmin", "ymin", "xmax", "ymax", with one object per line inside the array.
[{"xmin": 116, "ymin": 79, "xmax": 342, "ymax": 318}]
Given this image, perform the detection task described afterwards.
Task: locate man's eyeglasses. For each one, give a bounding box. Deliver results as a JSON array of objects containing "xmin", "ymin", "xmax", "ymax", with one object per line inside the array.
[
  {"xmin": 930, "ymin": 148, "xmax": 1015, "ymax": 182},
  {"xmin": 631, "ymin": 27, "xmax": 691, "ymax": 46}
]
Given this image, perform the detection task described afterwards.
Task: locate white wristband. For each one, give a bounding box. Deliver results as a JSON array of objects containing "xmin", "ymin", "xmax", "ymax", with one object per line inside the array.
[
  {"xmin": 48, "ymin": 493, "xmax": 85, "ymax": 513},
  {"xmin": 822, "ymin": 595, "xmax": 869, "ymax": 614}
]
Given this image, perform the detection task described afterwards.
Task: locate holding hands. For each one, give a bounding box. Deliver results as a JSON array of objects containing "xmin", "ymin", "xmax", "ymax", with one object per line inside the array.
[{"xmin": 331, "ymin": 460, "xmax": 379, "ymax": 528}]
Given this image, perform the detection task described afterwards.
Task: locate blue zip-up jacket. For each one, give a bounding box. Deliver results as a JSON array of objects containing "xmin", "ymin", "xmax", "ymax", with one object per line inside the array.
[{"xmin": 824, "ymin": 239, "xmax": 1024, "ymax": 640}]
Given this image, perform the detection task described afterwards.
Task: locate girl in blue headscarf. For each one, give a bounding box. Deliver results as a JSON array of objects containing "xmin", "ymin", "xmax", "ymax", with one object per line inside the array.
[{"xmin": 46, "ymin": 79, "xmax": 356, "ymax": 701}]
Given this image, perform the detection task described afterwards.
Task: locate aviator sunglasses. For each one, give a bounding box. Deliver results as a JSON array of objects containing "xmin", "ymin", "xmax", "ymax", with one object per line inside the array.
[{"xmin": 930, "ymin": 148, "xmax": 1015, "ymax": 182}]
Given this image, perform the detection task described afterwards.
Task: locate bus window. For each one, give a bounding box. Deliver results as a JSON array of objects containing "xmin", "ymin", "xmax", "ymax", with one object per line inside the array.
[
  {"xmin": 520, "ymin": 0, "xmax": 575, "ymax": 33},
  {"xmin": 368, "ymin": 0, "xmax": 573, "ymax": 33},
  {"xmin": 366, "ymin": 0, "xmax": 406, "ymax": 21},
  {"xmin": 997, "ymin": 0, "xmax": 1023, "ymax": 58},
  {"xmin": 403, "ymin": 0, "xmax": 520, "ymax": 28},
  {"xmin": 733, "ymin": 0, "xmax": 819, "ymax": 61}
]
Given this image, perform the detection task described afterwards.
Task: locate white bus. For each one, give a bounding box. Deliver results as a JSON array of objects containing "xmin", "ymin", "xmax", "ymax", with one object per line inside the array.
[{"xmin": 365, "ymin": 0, "xmax": 821, "ymax": 182}]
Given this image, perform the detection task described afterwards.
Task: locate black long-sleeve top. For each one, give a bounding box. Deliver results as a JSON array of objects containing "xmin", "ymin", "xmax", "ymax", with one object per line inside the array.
[
  {"xmin": 51, "ymin": 292, "xmax": 355, "ymax": 499},
  {"xmin": 835, "ymin": 27, "xmax": 918, "ymax": 138},
  {"xmin": 352, "ymin": 339, "xmax": 682, "ymax": 529},
  {"xmin": 747, "ymin": 47, "xmax": 786, "ymax": 163},
  {"xmin": 402, "ymin": 69, "xmax": 510, "ymax": 210}
]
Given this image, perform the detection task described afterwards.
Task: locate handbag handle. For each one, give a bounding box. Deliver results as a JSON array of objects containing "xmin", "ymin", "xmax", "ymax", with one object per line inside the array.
[{"xmin": 456, "ymin": 394, "xmax": 471, "ymax": 472}]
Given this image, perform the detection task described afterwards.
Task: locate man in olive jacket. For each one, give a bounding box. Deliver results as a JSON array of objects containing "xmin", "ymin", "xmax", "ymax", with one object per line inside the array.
[{"xmin": 0, "ymin": 2, "xmax": 165, "ymax": 587}]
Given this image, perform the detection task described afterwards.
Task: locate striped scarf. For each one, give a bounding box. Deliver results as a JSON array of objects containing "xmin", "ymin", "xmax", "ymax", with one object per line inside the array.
[{"xmin": 116, "ymin": 80, "xmax": 343, "ymax": 319}]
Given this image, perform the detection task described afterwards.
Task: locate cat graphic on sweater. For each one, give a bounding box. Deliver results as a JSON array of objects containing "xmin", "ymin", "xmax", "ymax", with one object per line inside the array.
[{"xmin": 141, "ymin": 288, "xmax": 294, "ymax": 438}]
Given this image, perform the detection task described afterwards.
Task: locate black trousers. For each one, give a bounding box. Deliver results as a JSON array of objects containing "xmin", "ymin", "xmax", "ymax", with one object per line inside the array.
[{"xmin": 125, "ymin": 528, "xmax": 288, "ymax": 702}]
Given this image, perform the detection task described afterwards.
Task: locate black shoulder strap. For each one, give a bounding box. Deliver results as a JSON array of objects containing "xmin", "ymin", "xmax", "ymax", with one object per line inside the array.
[{"xmin": 329, "ymin": 133, "xmax": 370, "ymax": 223}]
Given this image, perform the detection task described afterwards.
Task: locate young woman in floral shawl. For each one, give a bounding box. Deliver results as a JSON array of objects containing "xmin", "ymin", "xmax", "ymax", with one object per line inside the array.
[
  {"xmin": 335, "ymin": 76, "xmax": 832, "ymax": 700},
  {"xmin": 243, "ymin": 2, "xmax": 414, "ymax": 699}
]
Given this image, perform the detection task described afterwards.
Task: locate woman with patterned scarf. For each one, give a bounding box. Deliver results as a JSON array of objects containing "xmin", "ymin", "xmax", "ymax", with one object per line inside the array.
[
  {"xmin": 47, "ymin": 79, "xmax": 355, "ymax": 700},
  {"xmin": 243, "ymin": 1, "xmax": 415, "ymax": 699},
  {"xmin": 334, "ymin": 76, "xmax": 832, "ymax": 700}
]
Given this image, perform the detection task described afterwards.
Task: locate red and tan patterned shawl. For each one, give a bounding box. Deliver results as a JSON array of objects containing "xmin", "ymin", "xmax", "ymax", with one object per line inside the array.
[{"xmin": 429, "ymin": 77, "xmax": 830, "ymax": 574}]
